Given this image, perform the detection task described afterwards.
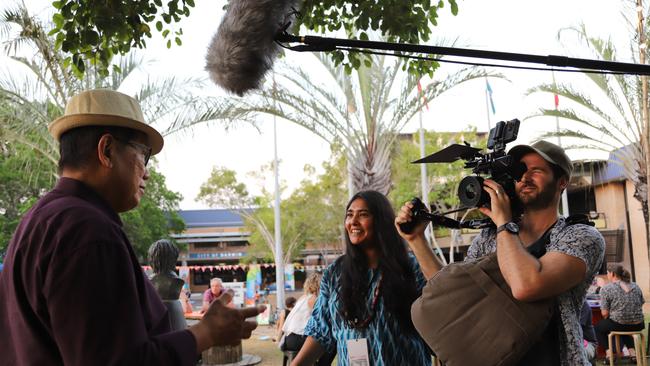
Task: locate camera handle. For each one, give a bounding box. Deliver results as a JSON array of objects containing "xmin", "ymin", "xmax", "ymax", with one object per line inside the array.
[{"xmin": 399, "ymin": 197, "xmax": 495, "ymax": 234}]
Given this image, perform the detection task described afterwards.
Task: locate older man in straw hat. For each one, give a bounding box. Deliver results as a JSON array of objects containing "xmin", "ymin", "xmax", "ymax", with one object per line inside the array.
[{"xmin": 0, "ymin": 89, "xmax": 264, "ymax": 365}]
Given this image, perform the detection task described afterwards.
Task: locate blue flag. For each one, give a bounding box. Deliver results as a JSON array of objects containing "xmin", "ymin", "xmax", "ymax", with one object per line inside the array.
[{"xmin": 486, "ymin": 79, "xmax": 496, "ymax": 114}]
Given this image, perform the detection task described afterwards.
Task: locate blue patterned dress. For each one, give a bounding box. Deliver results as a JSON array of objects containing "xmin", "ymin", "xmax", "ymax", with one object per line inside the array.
[{"xmin": 303, "ymin": 256, "xmax": 432, "ymax": 366}]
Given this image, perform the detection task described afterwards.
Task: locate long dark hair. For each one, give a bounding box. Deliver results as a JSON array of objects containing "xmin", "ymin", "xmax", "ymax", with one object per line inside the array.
[{"xmin": 336, "ymin": 190, "xmax": 419, "ymax": 333}]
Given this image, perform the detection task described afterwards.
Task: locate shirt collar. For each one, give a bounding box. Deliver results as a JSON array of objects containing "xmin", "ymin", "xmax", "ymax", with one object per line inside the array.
[{"xmin": 53, "ymin": 177, "xmax": 123, "ymax": 226}]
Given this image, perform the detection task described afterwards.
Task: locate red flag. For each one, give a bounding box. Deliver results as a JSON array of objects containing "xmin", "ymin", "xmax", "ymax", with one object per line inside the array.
[
  {"xmin": 554, "ymin": 94, "xmax": 559, "ymax": 108},
  {"xmin": 417, "ymin": 80, "xmax": 429, "ymax": 111}
]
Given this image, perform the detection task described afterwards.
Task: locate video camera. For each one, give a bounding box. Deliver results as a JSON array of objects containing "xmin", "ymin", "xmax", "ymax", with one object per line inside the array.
[{"xmin": 400, "ymin": 119, "xmax": 526, "ymax": 233}]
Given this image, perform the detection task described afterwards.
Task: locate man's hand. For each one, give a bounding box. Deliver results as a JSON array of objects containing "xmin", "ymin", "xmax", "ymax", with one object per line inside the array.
[
  {"xmin": 190, "ymin": 290, "xmax": 265, "ymax": 352},
  {"xmin": 479, "ymin": 179, "xmax": 513, "ymax": 227},
  {"xmin": 395, "ymin": 201, "xmax": 441, "ymax": 280},
  {"xmin": 395, "ymin": 201, "xmax": 429, "ymax": 242}
]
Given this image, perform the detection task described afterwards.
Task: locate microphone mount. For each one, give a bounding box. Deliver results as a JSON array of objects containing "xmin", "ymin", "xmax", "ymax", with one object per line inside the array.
[{"xmin": 275, "ymin": 31, "xmax": 650, "ymax": 75}]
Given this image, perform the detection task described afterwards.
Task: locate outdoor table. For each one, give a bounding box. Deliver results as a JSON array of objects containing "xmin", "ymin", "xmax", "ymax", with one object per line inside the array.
[{"xmin": 185, "ymin": 311, "xmax": 204, "ymax": 320}]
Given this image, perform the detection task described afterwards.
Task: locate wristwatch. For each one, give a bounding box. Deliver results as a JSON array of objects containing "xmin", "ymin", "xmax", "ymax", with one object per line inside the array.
[{"xmin": 496, "ymin": 221, "xmax": 520, "ymax": 235}]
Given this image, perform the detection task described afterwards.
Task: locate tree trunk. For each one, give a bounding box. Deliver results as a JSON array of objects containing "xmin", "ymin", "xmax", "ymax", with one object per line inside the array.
[
  {"xmin": 636, "ymin": 0, "xmax": 650, "ymax": 290},
  {"xmin": 348, "ymin": 149, "xmax": 392, "ymax": 195}
]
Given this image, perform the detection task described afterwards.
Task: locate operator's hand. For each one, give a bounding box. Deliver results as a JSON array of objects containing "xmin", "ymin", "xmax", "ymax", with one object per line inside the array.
[
  {"xmin": 190, "ymin": 290, "xmax": 265, "ymax": 351},
  {"xmin": 479, "ymin": 179, "xmax": 512, "ymax": 227},
  {"xmin": 395, "ymin": 201, "xmax": 429, "ymax": 243}
]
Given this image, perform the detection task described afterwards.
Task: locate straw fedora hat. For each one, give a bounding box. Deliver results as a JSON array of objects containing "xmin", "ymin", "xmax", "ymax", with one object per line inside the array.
[{"xmin": 48, "ymin": 89, "xmax": 164, "ymax": 154}]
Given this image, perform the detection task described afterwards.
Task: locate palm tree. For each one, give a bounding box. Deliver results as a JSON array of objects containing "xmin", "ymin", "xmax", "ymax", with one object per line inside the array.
[
  {"xmin": 0, "ymin": 3, "xmax": 254, "ymax": 185},
  {"xmin": 203, "ymin": 51, "xmax": 493, "ymax": 195},
  {"xmin": 525, "ymin": 22, "xmax": 649, "ymax": 242}
]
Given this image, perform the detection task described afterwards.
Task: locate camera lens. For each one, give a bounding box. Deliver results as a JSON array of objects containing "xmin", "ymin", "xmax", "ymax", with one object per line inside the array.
[{"xmin": 458, "ymin": 176, "xmax": 489, "ymax": 207}]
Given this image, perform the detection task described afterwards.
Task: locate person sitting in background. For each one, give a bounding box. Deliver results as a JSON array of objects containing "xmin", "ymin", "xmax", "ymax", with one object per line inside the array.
[
  {"xmin": 580, "ymin": 300, "xmax": 598, "ymax": 363},
  {"xmin": 275, "ymin": 296, "xmax": 297, "ymax": 342},
  {"xmin": 595, "ymin": 264, "xmax": 645, "ymax": 363},
  {"xmin": 180, "ymin": 285, "xmax": 194, "ymax": 314},
  {"xmin": 202, "ymin": 277, "xmax": 227, "ymax": 313}
]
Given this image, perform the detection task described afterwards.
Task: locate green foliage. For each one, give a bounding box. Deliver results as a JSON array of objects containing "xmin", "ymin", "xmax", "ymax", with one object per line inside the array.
[
  {"xmin": 0, "ymin": 4, "xmax": 210, "ymax": 262},
  {"xmin": 389, "ymin": 128, "xmax": 487, "ymax": 236},
  {"xmin": 49, "ymin": 0, "xmax": 458, "ymax": 78},
  {"xmin": 49, "ymin": 0, "xmax": 194, "ymax": 77},
  {"xmin": 299, "ymin": 0, "xmax": 458, "ymax": 76},
  {"xmin": 120, "ymin": 164, "xmax": 185, "ymax": 262},
  {"xmin": 0, "ymin": 143, "xmax": 50, "ymax": 256},
  {"xmin": 196, "ymin": 148, "xmax": 347, "ymax": 263},
  {"xmin": 197, "ymin": 167, "xmax": 252, "ymax": 208}
]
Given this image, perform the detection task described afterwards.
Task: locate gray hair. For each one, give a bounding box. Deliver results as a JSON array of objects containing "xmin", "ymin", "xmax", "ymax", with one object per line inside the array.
[{"xmin": 210, "ymin": 277, "xmax": 223, "ymax": 285}]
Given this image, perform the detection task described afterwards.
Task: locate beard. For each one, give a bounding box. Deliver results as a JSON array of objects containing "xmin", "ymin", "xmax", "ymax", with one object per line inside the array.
[{"xmin": 516, "ymin": 178, "xmax": 558, "ymax": 211}]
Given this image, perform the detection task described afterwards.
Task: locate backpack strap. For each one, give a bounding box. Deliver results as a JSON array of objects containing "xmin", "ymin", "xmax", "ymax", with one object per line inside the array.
[
  {"xmin": 525, "ymin": 214, "xmax": 595, "ymax": 259},
  {"xmin": 525, "ymin": 222, "xmax": 556, "ymax": 259},
  {"xmin": 565, "ymin": 213, "xmax": 595, "ymax": 226}
]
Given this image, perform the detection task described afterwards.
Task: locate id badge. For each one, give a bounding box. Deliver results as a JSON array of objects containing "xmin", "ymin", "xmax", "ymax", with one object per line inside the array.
[{"xmin": 347, "ymin": 338, "xmax": 370, "ymax": 366}]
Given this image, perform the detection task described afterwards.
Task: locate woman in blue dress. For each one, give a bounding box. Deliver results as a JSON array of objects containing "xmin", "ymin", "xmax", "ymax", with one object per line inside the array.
[{"xmin": 292, "ymin": 190, "xmax": 432, "ymax": 366}]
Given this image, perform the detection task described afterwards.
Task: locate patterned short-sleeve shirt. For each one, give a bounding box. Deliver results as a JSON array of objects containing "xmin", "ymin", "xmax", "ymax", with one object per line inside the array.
[
  {"xmin": 600, "ymin": 282, "xmax": 645, "ymax": 324},
  {"xmin": 304, "ymin": 255, "xmax": 431, "ymax": 366},
  {"xmin": 466, "ymin": 217, "xmax": 605, "ymax": 366}
]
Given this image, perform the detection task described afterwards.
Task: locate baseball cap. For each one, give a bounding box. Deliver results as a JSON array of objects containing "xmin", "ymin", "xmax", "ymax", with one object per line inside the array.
[{"xmin": 508, "ymin": 140, "xmax": 572, "ymax": 179}]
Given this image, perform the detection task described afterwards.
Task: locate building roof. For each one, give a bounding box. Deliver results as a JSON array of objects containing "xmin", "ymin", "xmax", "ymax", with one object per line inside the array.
[
  {"xmin": 570, "ymin": 145, "xmax": 637, "ymax": 187},
  {"xmin": 178, "ymin": 209, "xmax": 245, "ymax": 228},
  {"xmin": 593, "ymin": 145, "xmax": 636, "ymax": 185}
]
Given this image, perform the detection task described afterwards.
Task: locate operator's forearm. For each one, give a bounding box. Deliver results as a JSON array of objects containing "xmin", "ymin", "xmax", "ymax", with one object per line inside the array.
[
  {"xmin": 408, "ymin": 236, "xmax": 443, "ymax": 280},
  {"xmin": 496, "ymin": 232, "xmax": 542, "ymax": 300}
]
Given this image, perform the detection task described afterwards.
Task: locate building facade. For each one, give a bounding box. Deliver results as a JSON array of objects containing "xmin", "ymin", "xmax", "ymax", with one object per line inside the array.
[{"xmin": 172, "ymin": 209, "xmax": 250, "ymax": 292}]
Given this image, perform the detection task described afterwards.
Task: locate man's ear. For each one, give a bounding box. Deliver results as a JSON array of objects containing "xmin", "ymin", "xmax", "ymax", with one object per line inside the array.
[
  {"xmin": 558, "ymin": 175, "xmax": 569, "ymax": 193},
  {"xmin": 97, "ymin": 134, "xmax": 114, "ymax": 168}
]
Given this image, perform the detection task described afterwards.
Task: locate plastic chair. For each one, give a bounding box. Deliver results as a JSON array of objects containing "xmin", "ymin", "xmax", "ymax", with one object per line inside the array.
[
  {"xmin": 283, "ymin": 350, "xmax": 297, "ymax": 366},
  {"xmin": 608, "ymin": 330, "xmax": 647, "ymax": 366}
]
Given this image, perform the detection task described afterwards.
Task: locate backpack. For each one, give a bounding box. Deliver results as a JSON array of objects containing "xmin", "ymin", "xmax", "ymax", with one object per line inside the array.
[{"xmin": 410, "ymin": 215, "xmax": 592, "ymax": 366}]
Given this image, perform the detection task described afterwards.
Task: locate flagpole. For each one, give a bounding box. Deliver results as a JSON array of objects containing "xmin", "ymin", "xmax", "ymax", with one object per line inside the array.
[
  {"xmin": 552, "ymin": 70, "xmax": 570, "ymax": 216},
  {"xmin": 418, "ymin": 104, "xmax": 432, "ymax": 244},
  {"xmin": 484, "ymin": 77, "xmax": 492, "ymax": 131}
]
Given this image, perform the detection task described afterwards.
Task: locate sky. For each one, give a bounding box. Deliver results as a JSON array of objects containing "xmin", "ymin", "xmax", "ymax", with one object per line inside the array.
[{"xmin": 8, "ymin": 0, "xmax": 639, "ymax": 209}]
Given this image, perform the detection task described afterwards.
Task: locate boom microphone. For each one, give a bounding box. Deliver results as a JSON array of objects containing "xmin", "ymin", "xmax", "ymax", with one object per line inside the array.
[
  {"xmin": 206, "ymin": 0, "xmax": 298, "ymax": 96},
  {"xmin": 206, "ymin": 0, "xmax": 650, "ymax": 96}
]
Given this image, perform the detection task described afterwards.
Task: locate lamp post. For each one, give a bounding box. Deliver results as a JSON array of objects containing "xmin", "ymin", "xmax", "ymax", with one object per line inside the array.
[{"xmin": 272, "ymin": 75, "xmax": 285, "ymax": 311}]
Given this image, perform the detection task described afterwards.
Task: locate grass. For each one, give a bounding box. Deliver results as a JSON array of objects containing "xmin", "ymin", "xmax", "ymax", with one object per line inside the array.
[{"xmin": 241, "ymin": 325, "xmax": 283, "ymax": 366}]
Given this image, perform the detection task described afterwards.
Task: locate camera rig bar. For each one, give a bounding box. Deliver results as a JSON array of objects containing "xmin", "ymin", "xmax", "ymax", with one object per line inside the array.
[
  {"xmin": 412, "ymin": 209, "xmax": 495, "ymax": 230},
  {"xmin": 399, "ymin": 197, "xmax": 496, "ymax": 234}
]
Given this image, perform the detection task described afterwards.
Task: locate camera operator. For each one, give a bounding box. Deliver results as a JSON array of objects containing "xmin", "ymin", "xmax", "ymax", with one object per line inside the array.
[{"xmin": 396, "ymin": 141, "xmax": 604, "ymax": 365}]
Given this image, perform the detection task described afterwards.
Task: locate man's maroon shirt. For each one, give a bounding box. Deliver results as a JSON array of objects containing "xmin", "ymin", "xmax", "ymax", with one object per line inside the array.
[{"xmin": 0, "ymin": 178, "xmax": 197, "ymax": 365}]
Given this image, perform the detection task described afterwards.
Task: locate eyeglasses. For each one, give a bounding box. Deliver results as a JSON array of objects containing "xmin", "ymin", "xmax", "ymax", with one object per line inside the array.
[{"xmin": 114, "ymin": 138, "xmax": 152, "ymax": 167}]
